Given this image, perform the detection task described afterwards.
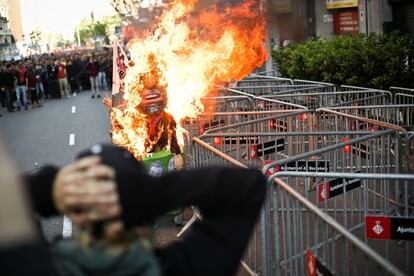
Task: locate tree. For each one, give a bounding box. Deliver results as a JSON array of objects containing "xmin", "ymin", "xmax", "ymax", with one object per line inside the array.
[{"xmin": 75, "ymin": 15, "xmax": 121, "ymax": 45}]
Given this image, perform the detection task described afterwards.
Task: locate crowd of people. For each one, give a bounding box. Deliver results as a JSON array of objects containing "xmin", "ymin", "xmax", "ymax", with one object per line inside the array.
[{"xmin": 0, "ymin": 50, "xmax": 113, "ymax": 116}]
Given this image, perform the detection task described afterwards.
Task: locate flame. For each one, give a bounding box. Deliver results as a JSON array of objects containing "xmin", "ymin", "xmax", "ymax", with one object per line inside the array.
[{"xmin": 111, "ymin": 0, "xmax": 267, "ymax": 159}]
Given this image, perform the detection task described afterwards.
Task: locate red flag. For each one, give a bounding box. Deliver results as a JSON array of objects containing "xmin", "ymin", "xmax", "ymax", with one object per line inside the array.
[{"xmin": 112, "ymin": 39, "xmax": 129, "ymax": 96}]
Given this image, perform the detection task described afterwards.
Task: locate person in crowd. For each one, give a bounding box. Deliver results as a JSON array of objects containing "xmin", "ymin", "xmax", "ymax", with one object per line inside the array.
[
  {"xmin": 87, "ymin": 56, "xmax": 101, "ymax": 99},
  {"xmin": 47, "ymin": 59, "xmax": 59, "ymax": 98},
  {"xmin": 2, "ymin": 64, "xmax": 16, "ymax": 112},
  {"xmin": 27, "ymin": 68, "xmax": 42, "ymax": 108},
  {"xmin": 35, "ymin": 62, "xmax": 45, "ymax": 100},
  {"xmin": 67, "ymin": 58, "xmax": 80, "ymax": 96},
  {"xmin": 0, "ymin": 49, "xmax": 113, "ymax": 115},
  {"xmin": 56, "ymin": 58, "xmax": 71, "ymax": 98},
  {"xmin": 15, "ymin": 62, "xmax": 28, "ymax": 111},
  {"xmin": 0, "ymin": 142, "xmax": 267, "ymax": 276},
  {"xmin": 98, "ymin": 56, "xmax": 108, "ymax": 91},
  {"xmin": 78, "ymin": 54, "xmax": 90, "ymax": 91}
]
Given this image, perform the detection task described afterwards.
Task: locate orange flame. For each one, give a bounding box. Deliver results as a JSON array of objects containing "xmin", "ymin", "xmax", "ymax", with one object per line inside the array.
[{"xmin": 111, "ymin": 0, "xmax": 267, "ymax": 159}]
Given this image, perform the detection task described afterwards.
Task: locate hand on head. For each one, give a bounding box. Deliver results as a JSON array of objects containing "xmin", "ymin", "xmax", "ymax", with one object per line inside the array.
[{"xmin": 53, "ymin": 156, "xmax": 123, "ymax": 235}]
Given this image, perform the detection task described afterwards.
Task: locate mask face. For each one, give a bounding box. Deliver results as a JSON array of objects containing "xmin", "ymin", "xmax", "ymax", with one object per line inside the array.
[{"xmin": 138, "ymin": 88, "xmax": 167, "ymax": 115}]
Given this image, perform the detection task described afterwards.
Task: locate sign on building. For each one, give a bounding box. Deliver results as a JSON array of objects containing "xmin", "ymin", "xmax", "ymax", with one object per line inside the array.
[
  {"xmin": 334, "ymin": 9, "xmax": 359, "ymax": 35},
  {"xmin": 326, "ymin": 0, "xmax": 358, "ymax": 10},
  {"xmin": 272, "ymin": 0, "xmax": 291, "ymax": 14}
]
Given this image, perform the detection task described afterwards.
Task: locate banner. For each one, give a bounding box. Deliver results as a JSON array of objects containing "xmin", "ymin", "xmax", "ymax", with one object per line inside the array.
[
  {"xmin": 318, "ymin": 173, "xmax": 361, "ymax": 203},
  {"xmin": 326, "ymin": 0, "xmax": 358, "ymax": 9},
  {"xmin": 366, "ymin": 216, "xmax": 414, "ymax": 240},
  {"xmin": 112, "ymin": 39, "xmax": 129, "ymax": 96}
]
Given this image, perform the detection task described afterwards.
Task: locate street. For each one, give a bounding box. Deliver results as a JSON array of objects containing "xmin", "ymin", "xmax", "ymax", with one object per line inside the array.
[{"xmin": 0, "ymin": 91, "xmax": 111, "ymax": 241}]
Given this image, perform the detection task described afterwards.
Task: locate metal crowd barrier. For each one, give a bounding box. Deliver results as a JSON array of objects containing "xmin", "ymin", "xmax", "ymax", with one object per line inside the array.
[
  {"xmin": 234, "ymin": 79, "xmax": 335, "ymax": 98},
  {"xmin": 266, "ymin": 172, "xmax": 413, "ymax": 276},
  {"xmin": 261, "ymin": 129, "xmax": 413, "ymax": 275},
  {"xmin": 183, "ymin": 78, "xmax": 414, "ymax": 275},
  {"xmin": 191, "ymin": 131, "xmax": 413, "ymax": 275},
  {"xmin": 228, "ymin": 82, "xmax": 390, "ymax": 109},
  {"xmin": 326, "ymin": 105, "xmax": 414, "ymax": 131},
  {"xmin": 260, "ymin": 90, "xmax": 390, "ymax": 109},
  {"xmin": 390, "ymin": 87, "xmax": 414, "ymax": 96},
  {"xmin": 196, "ymin": 108, "xmax": 404, "ymax": 168},
  {"xmin": 394, "ymin": 94, "xmax": 414, "ymax": 105},
  {"xmin": 236, "ymin": 76, "xmax": 294, "ymax": 88}
]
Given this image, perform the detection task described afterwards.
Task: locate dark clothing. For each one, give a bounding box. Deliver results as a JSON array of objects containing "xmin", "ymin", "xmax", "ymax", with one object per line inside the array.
[
  {"xmin": 16, "ymin": 67, "xmax": 28, "ymax": 86},
  {"xmin": 20, "ymin": 164, "xmax": 266, "ymax": 276},
  {"xmin": 2, "ymin": 71, "xmax": 15, "ymax": 88},
  {"xmin": 145, "ymin": 112, "xmax": 181, "ymax": 155},
  {"xmin": 86, "ymin": 62, "xmax": 99, "ymax": 77},
  {"xmin": 67, "ymin": 63, "xmax": 80, "ymax": 93},
  {"xmin": 46, "ymin": 65, "xmax": 60, "ymax": 98},
  {"xmin": 0, "ymin": 71, "xmax": 15, "ymax": 111}
]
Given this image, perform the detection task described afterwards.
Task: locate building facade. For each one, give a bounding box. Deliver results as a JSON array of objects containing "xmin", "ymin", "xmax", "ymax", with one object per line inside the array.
[
  {"xmin": 267, "ymin": 0, "xmax": 413, "ymax": 43},
  {"xmin": 0, "ymin": 0, "xmax": 20, "ymax": 60}
]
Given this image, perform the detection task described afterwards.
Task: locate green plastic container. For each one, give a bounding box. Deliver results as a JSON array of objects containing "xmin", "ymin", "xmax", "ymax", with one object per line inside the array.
[
  {"xmin": 143, "ymin": 150, "xmax": 183, "ymax": 216},
  {"xmin": 143, "ymin": 150, "xmax": 177, "ymax": 176}
]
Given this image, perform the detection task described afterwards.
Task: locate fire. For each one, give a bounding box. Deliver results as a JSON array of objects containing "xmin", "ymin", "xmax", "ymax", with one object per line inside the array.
[{"xmin": 110, "ymin": 0, "xmax": 267, "ymax": 159}]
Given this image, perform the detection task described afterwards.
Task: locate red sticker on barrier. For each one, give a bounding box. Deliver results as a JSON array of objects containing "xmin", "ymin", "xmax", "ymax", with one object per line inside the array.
[
  {"xmin": 249, "ymin": 145, "xmax": 258, "ymax": 159},
  {"xmin": 306, "ymin": 251, "xmax": 316, "ymax": 276},
  {"xmin": 318, "ymin": 182, "xmax": 330, "ymax": 203},
  {"xmin": 342, "ymin": 137, "xmax": 351, "ymax": 153},
  {"xmin": 306, "ymin": 250, "xmax": 333, "ymax": 276},
  {"xmin": 213, "ymin": 137, "xmax": 222, "ymax": 145},
  {"xmin": 269, "ymin": 119, "xmax": 288, "ymax": 131},
  {"xmin": 264, "ymin": 161, "xmax": 277, "ymax": 176},
  {"xmin": 366, "ymin": 216, "xmax": 391, "ymax": 240},
  {"xmin": 299, "ymin": 113, "xmax": 309, "ymax": 121}
]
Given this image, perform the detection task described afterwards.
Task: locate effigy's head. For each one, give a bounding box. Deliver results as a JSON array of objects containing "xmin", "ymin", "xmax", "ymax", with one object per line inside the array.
[{"xmin": 137, "ymin": 73, "xmax": 167, "ymax": 115}]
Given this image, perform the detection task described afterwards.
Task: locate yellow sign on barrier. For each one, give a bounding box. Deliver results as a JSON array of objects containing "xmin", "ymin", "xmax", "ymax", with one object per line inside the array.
[{"xmin": 326, "ymin": 0, "xmax": 358, "ymax": 9}]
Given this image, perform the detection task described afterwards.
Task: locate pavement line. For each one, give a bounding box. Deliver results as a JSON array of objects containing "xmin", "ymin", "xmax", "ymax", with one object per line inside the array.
[
  {"xmin": 62, "ymin": 216, "xmax": 72, "ymax": 238},
  {"xmin": 72, "ymin": 106, "xmax": 76, "ymax": 113},
  {"xmin": 69, "ymin": 134, "xmax": 75, "ymax": 146}
]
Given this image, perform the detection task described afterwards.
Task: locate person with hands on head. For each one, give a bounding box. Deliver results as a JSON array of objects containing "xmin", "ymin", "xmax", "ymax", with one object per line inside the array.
[{"xmin": 5, "ymin": 143, "xmax": 267, "ymax": 276}]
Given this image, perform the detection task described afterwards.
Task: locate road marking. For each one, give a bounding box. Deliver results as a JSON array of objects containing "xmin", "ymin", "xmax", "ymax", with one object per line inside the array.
[
  {"xmin": 62, "ymin": 216, "xmax": 72, "ymax": 238},
  {"xmin": 69, "ymin": 134, "xmax": 75, "ymax": 146},
  {"xmin": 72, "ymin": 106, "xmax": 76, "ymax": 113}
]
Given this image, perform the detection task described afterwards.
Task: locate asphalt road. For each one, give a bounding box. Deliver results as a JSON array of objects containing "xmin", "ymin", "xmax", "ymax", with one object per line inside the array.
[{"xmin": 0, "ymin": 91, "xmax": 111, "ymax": 241}]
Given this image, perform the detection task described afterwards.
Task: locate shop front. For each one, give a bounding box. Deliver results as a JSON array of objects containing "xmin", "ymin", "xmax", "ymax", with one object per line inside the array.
[{"xmin": 326, "ymin": 0, "xmax": 360, "ymax": 35}]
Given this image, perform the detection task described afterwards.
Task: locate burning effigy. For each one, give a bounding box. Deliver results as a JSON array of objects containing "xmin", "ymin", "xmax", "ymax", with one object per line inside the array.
[{"xmin": 109, "ymin": 0, "xmax": 268, "ymax": 162}]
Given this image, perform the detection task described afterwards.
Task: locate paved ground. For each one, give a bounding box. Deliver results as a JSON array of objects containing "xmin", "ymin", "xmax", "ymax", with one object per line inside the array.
[
  {"xmin": 0, "ymin": 91, "xmax": 111, "ymax": 241},
  {"xmin": 0, "ymin": 93, "xmax": 250, "ymax": 275}
]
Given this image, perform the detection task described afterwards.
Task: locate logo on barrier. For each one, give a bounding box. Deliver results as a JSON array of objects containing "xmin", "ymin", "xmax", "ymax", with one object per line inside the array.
[
  {"xmin": 269, "ymin": 119, "xmax": 287, "ymax": 132},
  {"xmin": 306, "ymin": 250, "xmax": 333, "ymax": 276},
  {"xmin": 318, "ymin": 173, "xmax": 361, "ymax": 203},
  {"xmin": 373, "ymin": 221, "xmax": 384, "ymax": 236},
  {"xmin": 215, "ymin": 136, "xmax": 259, "ymax": 146},
  {"xmin": 249, "ymin": 139, "xmax": 285, "ymax": 159},
  {"xmin": 318, "ymin": 184, "xmax": 328, "ymax": 202},
  {"xmin": 250, "ymin": 145, "xmax": 258, "ymax": 159},
  {"xmin": 366, "ymin": 216, "xmax": 414, "ymax": 240},
  {"xmin": 366, "ymin": 216, "xmax": 391, "ymax": 240},
  {"xmin": 264, "ymin": 161, "xmax": 277, "ymax": 176}
]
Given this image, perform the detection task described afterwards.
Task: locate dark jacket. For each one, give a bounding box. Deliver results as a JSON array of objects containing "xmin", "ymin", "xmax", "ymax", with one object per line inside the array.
[{"xmin": 10, "ymin": 146, "xmax": 266, "ymax": 276}]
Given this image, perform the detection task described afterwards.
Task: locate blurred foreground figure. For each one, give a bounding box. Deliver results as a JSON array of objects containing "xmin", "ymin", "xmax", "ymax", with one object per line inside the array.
[{"xmin": 0, "ymin": 144, "xmax": 266, "ymax": 276}]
